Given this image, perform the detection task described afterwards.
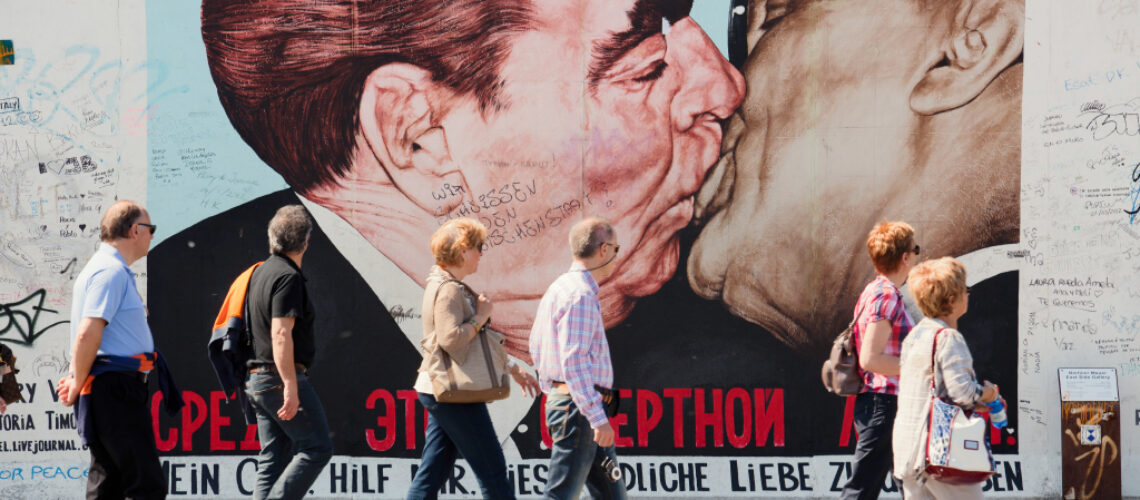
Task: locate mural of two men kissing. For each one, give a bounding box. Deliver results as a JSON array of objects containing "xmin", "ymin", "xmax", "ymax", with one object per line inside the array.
[{"xmin": 150, "ymin": 0, "xmax": 1021, "ymax": 470}]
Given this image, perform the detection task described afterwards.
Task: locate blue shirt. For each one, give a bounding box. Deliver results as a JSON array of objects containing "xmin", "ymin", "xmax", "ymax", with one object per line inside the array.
[{"xmin": 70, "ymin": 243, "xmax": 154, "ymax": 356}]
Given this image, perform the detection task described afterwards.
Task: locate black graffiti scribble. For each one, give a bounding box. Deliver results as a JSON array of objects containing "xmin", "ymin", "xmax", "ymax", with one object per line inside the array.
[{"xmin": 0, "ymin": 289, "xmax": 69, "ymax": 346}]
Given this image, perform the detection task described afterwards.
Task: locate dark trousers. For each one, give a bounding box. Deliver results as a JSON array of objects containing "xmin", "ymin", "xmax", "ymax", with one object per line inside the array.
[
  {"xmin": 86, "ymin": 371, "xmax": 166, "ymax": 500},
  {"xmin": 840, "ymin": 392, "xmax": 897, "ymax": 500},
  {"xmin": 407, "ymin": 393, "xmax": 515, "ymax": 500}
]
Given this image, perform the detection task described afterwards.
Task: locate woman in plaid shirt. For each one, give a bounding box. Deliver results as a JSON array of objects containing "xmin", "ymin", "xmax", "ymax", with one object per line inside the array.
[{"xmin": 841, "ymin": 221, "xmax": 920, "ymax": 500}]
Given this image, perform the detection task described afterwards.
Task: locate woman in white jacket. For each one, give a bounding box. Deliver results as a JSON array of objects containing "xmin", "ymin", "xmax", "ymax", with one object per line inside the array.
[{"xmin": 893, "ymin": 257, "xmax": 1003, "ymax": 499}]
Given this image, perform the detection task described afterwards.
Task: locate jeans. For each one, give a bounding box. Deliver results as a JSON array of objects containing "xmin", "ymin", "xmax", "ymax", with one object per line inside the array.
[
  {"xmin": 245, "ymin": 371, "xmax": 333, "ymax": 500},
  {"xmin": 841, "ymin": 392, "xmax": 898, "ymax": 500},
  {"xmin": 407, "ymin": 393, "xmax": 514, "ymax": 500},
  {"xmin": 543, "ymin": 393, "xmax": 627, "ymax": 500}
]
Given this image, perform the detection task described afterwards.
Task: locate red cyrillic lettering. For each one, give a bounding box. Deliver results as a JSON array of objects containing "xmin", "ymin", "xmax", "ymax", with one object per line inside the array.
[
  {"xmin": 755, "ymin": 388, "xmax": 784, "ymax": 447},
  {"xmin": 637, "ymin": 390, "xmax": 662, "ymax": 447},
  {"xmin": 613, "ymin": 389, "xmax": 633, "ymax": 447},
  {"xmin": 397, "ymin": 390, "xmax": 418, "ymax": 449},
  {"xmin": 151, "ymin": 392, "xmax": 176, "ymax": 451},
  {"xmin": 365, "ymin": 389, "xmax": 396, "ymax": 451},
  {"xmin": 209, "ymin": 391, "xmax": 235, "ymax": 451},
  {"xmin": 664, "ymin": 388, "xmax": 692, "ymax": 447},
  {"xmin": 181, "ymin": 391, "xmax": 207, "ymax": 451},
  {"xmin": 838, "ymin": 395, "xmax": 857, "ymax": 447},
  {"xmin": 694, "ymin": 388, "xmax": 724, "ymax": 447},
  {"xmin": 725, "ymin": 387, "xmax": 752, "ymax": 448}
]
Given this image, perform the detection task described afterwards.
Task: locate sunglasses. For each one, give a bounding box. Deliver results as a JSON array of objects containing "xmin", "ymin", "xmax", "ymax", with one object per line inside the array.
[
  {"xmin": 912, "ymin": 245, "xmax": 921, "ymax": 255},
  {"xmin": 137, "ymin": 222, "xmax": 157, "ymax": 235},
  {"xmin": 608, "ymin": 242, "xmax": 621, "ymax": 255}
]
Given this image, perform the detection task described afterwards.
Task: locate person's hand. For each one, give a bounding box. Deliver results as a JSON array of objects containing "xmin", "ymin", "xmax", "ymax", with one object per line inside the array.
[
  {"xmin": 278, "ymin": 384, "xmax": 300, "ymax": 420},
  {"xmin": 509, "ymin": 364, "xmax": 540, "ymax": 397},
  {"xmin": 475, "ymin": 294, "xmax": 493, "ymax": 323},
  {"xmin": 57, "ymin": 376, "xmax": 76, "ymax": 407},
  {"xmin": 0, "ymin": 396, "xmax": 7, "ymax": 414},
  {"xmin": 593, "ymin": 423, "xmax": 615, "ymax": 447},
  {"xmin": 981, "ymin": 380, "xmax": 998, "ymax": 402}
]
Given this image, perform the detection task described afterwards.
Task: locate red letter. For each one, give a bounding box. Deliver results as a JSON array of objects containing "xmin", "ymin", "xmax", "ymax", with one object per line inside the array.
[
  {"xmin": 663, "ymin": 388, "xmax": 692, "ymax": 448},
  {"xmin": 241, "ymin": 423, "xmax": 260, "ymax": 450},
  {"xmin": 209, "ymin": 391, "xmax": 235, "ymax": 451},
  {"xmin": 365, "ymin": 389, "xmax": 396, "ymax": 451},
  {"xmin": 181, "ymin": 391, "xmax": 207, "ymax": 451},
  {"xmin": 540, "ymin": 394, "xmax": 552, "ymax": 449},
  {"xmin": 151, "ymin": 392, "xmax": 177, "ymax": 452},
  {"xmin": 725, "ymin": 388, "xmax": 752, "ymax": 448},
  {"xmin": 755, "ymin": 388, "xmax": 785, "ymax": 447},
  {"xmin": 694, "ymin": 388, "xmax": 724, "ymax": 447},
  {"xmin": 612, "ymin": 389, "xmax": 634, "ymax": 447},
  {"xmin": 397, "ymin": 390, "xmax": 418, "ymax": 450},
  {"xmin": 636, "ymin": 389, "xmax": 662, "ymax": 447},
  {"xmin": 838, "ymin": 395, "xmax": 857, "ymax": 447}
]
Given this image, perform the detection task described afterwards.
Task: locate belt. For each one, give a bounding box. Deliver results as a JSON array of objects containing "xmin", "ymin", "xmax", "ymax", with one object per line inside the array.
[
  {"xmin": 249, "ymin": 363, "xmax": 307, "ymax": 375},
  {"xmin": 550, "ymin": 381, "xmax": 613, "ymax": 399}
]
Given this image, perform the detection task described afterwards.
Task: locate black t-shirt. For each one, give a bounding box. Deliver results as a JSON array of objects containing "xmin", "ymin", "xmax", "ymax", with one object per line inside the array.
[{"xmin": 247, "ymin": 254, "xmax": 316, "ymax": 368}]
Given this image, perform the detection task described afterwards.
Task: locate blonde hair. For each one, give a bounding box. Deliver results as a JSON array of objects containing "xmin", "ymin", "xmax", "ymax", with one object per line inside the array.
[
  {"xmin": 909, "ymin": 257, "xmax": 967, "ymax": 318},
  {"xmin": 430, "ymin": 218, "xmax": 487, "ymax": 267},
  {"xmin": 866, "ymin": 220, "xmax": 915, "ymax": 274}
]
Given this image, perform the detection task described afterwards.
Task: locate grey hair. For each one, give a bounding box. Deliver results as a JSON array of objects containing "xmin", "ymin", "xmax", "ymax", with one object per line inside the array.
[
  {"xmin": 267, "ymin": 205, "xmax": 313, "ymax": 255},
  {"xmin": 569, "ymin": 217, "xmax": 614, "ymax": 258}
]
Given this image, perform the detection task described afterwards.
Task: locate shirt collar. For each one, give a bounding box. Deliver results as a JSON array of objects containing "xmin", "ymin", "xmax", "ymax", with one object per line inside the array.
[
  {"xmin": 268, "ymin": 253, "xmax": 304, "ymax": 276},
  {"xmin": 568, "ymin": 261, "xmax": 599, "ymax": 293},
  {"xmin": 98, "ymin": 242, "xmax": 130, "ymax": 269}
]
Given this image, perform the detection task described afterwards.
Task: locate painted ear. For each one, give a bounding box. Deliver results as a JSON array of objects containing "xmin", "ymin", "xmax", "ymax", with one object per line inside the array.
[
  {"xmin": 910, "ymin": 0, "xmax": 1024, "ymax": 115},
  {"xmin": 358, "ymin": 63, "xmax": 462, "ymax": 212}
]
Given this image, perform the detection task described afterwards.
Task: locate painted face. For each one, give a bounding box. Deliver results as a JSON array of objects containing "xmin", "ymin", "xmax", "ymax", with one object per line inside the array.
[
  {"xmin": 442, "ymin": 0, "xmax": 745, "ymax": 332},
  {"xmin": 688, "ymin": 0, "xmax": 1021, "ymax": 358}
]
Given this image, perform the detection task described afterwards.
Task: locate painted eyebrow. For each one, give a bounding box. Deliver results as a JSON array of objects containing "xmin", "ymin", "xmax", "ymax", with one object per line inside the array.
[{"xmin": 586, "ymin": 0, "xmax": 693, "ymax": 90}]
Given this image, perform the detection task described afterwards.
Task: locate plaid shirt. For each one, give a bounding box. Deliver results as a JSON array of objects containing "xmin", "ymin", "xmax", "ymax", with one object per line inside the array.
[
  {"xmin": 852, "ymin": 275, "xmax": 914, "ymax": 395},
  {"xmin": 529, "ymin": 262, "xmax": 614, "ymax": 428}
]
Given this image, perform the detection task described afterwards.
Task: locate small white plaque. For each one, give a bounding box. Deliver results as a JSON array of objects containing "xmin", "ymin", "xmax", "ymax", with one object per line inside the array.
[
  {"xmin": 1059, "ymin": 368, "xmax": 1119, "ymax": 402},
  {"xmin": 1079, "ymin": 424, "xmax": 1101, "ymax": 445}
]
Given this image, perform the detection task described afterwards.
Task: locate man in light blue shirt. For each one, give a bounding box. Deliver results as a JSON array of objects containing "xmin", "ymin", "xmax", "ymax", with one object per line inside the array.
[{"xmin": 57, "ymin": 200, "xmax": 170, "ymax": 500}]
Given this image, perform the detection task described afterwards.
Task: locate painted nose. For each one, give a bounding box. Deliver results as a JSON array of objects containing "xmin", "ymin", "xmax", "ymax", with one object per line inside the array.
[{"xmin": 668, "ymin": 17, "xmax": 747, "ymax": 133}]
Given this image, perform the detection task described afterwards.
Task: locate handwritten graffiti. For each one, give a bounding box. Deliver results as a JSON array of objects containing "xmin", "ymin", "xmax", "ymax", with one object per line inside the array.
[
  {"xmin": 0, "ymin": 289, "xmax": 69, "ymax": 346},
  {"xmin": 1126, "ymin": 162, "xmax": 1140, "ymax": 224},
  {"xmin": 1081, "ymin": 98, "xmax": 1140, "ymax": 140},
  {"xmin": 1063, "ymin": 403, "xmax": 1119, "ymax": 500}
]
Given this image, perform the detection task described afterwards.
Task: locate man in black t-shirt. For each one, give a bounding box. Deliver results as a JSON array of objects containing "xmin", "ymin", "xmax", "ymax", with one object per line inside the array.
[{"xmin": 244, "ymin": 205, "xmax": 331, "ymax": 500}]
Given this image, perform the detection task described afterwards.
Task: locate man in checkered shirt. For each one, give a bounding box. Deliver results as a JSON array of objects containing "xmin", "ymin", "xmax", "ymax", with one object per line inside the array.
[{"xmin": 530, "ymin": 217, "xmax": 626, "ymax": 500}]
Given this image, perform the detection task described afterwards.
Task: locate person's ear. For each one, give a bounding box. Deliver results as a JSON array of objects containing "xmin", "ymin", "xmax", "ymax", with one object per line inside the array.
[
  {"xmin": 910, "ymin": 0, "xmax": 1024, "ymax": 115},
  {"xmin": 358, "ymin": 63, "xmax": 464, "ymax": 212}
]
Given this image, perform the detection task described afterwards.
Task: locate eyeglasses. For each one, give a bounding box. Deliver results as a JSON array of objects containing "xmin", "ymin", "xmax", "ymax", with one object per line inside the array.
[
  {"xmin": 608, "ymin": 242, "xmax": 621, "ymax": 255},
  {"xmin": 912, "ymin": 245, "xmax": 921, "ymax": 255},
  {"xmin": 965, "ymin": 286, "xmax": 972, "ymax": 295},
  {"xmin": 136, "ymin": 223, "xmax": 157, "ymax": 235}
]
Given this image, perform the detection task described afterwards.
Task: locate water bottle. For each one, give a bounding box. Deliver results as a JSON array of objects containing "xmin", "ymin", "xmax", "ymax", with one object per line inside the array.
[{"xmin": 985, "ymin": 398, "xmax": 1007, "ymax": 429}]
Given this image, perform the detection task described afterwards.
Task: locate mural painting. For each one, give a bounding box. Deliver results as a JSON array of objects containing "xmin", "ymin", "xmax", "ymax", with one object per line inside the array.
[{"xmin": 0, "ymin": 0, "xmax": 1137, "ymax": 497}]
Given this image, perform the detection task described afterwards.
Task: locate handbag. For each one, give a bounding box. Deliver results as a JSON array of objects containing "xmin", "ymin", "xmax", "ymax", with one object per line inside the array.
[
  {"xmin": 923, "ymin": 329, "xmax": 995, "ymax": 484},
  {"xmin": 820, "ymin": 300, "xmax": 866, "ymax": 396},
  {"xmin": 424, "ymin": 279, "xmax": 511, "ymax": 403}
]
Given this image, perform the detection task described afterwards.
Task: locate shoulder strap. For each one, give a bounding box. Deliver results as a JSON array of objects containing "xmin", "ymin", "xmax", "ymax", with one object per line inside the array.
[{"xmin": 929, "ymin": 327, "xmax": 946, "ymax": 394}]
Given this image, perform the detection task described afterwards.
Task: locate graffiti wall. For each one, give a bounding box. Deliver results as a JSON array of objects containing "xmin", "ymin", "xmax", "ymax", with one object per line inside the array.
[{"xmin": 0, "ymin": 0, "xmax": 1136, "ymax": 498}]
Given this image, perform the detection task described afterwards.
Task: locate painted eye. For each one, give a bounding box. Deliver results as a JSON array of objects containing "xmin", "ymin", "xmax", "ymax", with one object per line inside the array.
[{"xmin": 619, "ymin": 61, "xmax": 668, "ymax": 92}]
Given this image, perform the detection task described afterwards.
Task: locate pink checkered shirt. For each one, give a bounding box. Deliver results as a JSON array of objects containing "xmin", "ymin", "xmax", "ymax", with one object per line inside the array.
[
  {"xmin": 529, "ymin": 262, "xmax": 614, "ymax": 428},
  {"xmin": 852, "ymin": 275, "xmax": 914, "ymax": 395}
]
